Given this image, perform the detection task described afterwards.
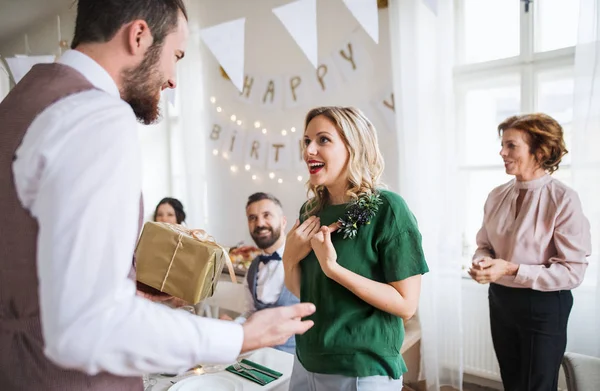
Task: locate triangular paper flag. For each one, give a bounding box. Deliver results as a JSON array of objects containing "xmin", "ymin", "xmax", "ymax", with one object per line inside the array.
[
  {"xmin": 6, "ymin": 55, "xmax": 56, "ymax": 83},
  {"xmin": 200, "ymin": 18, "xmax": 246, "ymax": 92},
  {"xmin": 423, "ymin": 0, "xmax": 438, "ymax": 15},
  {"xmin": 273, "ymin": 0, "xmax": 318, "ymax": 68},
  {"xmin": 343, "ymin": 0, "xmax": 379, "ymax": 44}
]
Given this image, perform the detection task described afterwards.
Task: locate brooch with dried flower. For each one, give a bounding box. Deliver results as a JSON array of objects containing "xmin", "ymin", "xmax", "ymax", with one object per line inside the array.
[{"xmin": 337, "ymin": 192, "xmax": 382, "ymax": 239}]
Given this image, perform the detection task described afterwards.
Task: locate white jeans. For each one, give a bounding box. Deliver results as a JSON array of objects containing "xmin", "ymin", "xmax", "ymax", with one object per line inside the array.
[{"xmin": 289, "ymin": 356, "xmax": 403, "ymax": 391}]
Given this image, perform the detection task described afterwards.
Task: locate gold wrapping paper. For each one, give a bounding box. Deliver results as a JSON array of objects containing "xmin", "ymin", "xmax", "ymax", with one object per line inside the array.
[{"xmin": 135, "ymin": 222, "xmax": 236, "ymax": 304}]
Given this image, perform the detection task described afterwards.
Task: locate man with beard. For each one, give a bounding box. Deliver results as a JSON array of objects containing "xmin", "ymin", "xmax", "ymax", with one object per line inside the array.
[
  {"xmin": 221, "ymin": 193, "xmax": 300, "ymax": 354},
  {"xmin": 0, "ymin": 1, "xmax": 314, "ymax": 390}
]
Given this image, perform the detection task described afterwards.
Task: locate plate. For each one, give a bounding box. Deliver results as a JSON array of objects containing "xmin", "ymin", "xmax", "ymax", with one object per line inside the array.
[{"xmin": 168, "ymin": 373, "xmax": 243, "ymax": 391}]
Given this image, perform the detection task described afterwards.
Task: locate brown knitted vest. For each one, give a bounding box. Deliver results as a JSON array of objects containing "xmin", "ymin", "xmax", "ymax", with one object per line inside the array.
[{"xmin": 0, "ymin": 63, "xmax": 142, "ymax": 390}]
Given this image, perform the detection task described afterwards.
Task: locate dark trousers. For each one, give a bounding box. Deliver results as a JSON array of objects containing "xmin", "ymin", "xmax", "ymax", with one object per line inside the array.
[{"xmin": 488, "ymin": 283, "xmax": 573, "ymax": 391}]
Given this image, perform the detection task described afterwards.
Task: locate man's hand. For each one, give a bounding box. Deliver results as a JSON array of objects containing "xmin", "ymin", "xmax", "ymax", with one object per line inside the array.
[
  {"xmin": 219, "ymin": 314, "xmax": 233, "ymax": 321},
  {"xmin": 241, "ymin": 303, "xmax": 316, "ymax": 353},
  {"xmin": 136, "ymin": 289, "xmax": 172, "ymax": 302},
  {"xmin": 136, "ymin": 281, "xmax": 187, "ymax": 307},
  {"xmin": 136, "ymin": 281, "xmax": 171, "ymax": 301}
]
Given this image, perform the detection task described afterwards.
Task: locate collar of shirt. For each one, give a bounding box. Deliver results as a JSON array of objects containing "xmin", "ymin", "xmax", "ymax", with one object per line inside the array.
[
  {"xmin": 257, "ymin": 242, "xmax": 286, "ymax": 269},
  {"xmin": 58, "ymin": 50, "xmax": 120, "ymax": 98},
  {"xmin": 514, "ymin": 173, "xmax": 552, "ymax": 190},
  {"xmin": 271, "ymin": 243, "xmax": 285, "ymax": 259}
]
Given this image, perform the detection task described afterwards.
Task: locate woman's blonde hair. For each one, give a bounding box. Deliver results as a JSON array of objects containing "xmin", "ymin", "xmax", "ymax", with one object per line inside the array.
[{"xmin": 303, "ymin": 106, "xmax": 385, "ymax": 217}]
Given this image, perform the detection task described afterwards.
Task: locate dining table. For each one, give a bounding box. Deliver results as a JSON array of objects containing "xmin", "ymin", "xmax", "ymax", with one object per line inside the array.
[{"xmin": 144, "ymin": 347, "xmax": 295, "ymax": 391}]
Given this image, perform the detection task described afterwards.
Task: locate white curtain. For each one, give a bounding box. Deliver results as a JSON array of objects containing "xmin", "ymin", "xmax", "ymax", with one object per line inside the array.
[
  {"xmin": 173, "ymin": 0, "xmax": 212, "ymax": 229},
  {"xmin": 568, "ymin": 0, "xmax": 600, "ymax": 358},
  {"xmin": 389, "ymin": 0, "xmax": 463, "ymax": 390}
]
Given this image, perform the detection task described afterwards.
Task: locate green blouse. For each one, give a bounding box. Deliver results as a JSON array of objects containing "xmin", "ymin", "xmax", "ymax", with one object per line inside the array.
[{"xmin": 296, "ymin": 190, "xmax": 429, "ymax": 379}]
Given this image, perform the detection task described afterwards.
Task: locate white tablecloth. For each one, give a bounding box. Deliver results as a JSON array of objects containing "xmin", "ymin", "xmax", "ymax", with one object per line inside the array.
[{"xmin": 146, "ymin": 348, "xmax": 294, "ymax": 391}]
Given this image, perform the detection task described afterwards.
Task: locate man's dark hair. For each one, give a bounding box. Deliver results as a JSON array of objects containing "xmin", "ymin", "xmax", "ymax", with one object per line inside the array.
[
  {"xmin": 71, "ymin": 0, "xmax": 188, "ymax": 49},
  {"xmin": 246, "ymin": 192, "xmax": 283, "ymax": 209}
]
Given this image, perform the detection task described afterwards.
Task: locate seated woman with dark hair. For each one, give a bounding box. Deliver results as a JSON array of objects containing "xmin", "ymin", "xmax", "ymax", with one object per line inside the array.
[{"xmin": 154, "ymin": 197, "xmax": 186, "ymax": 224}]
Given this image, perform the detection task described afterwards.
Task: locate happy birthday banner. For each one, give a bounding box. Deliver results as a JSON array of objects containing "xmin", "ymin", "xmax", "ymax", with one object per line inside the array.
[
  {"xmin": 208, "ymin": 91, "xmax": 395, "ymax": 174},
  {"xmin": 196, "ymin": 0, "xmax": 394, "ymax": 177},
  {"xmin": 199, "ymin": 0, "xmax": 437, "ymax": 93},
  {"xmin": 206, "ymin": 30, "xmax": 396, "ymax": 174},
  {"xmin": 208, "ymin": 114, "xmax": 307, "ymax": 173},
  {"xmin": 234, "ymin": 32, "xmax": 373, "ymax": 110},
  {"xmin": 208, "ymin": 95, "xmax": 395, "ymax": 176}
]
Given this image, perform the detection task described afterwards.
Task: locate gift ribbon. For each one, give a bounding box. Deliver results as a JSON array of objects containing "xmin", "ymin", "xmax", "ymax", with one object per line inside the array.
[
  {"xmin": 160, "ymin": 233, "xmax": 184, "ymax": 291},
  {"xmin": 188, "ymin": 228, "xmax": 237, "ymax": 285},
  {"xmin": 158, "ymin": 223, "xmax": 237, "ymax": 294}
]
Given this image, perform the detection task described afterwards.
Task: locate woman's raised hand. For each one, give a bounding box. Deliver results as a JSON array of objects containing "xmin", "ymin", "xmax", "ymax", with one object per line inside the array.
[
  {"xmin": 283, "ymin": 216, "xmax": 322, "ymax": 267},
  {"xmin": 310, "ymin": 223, "xmax": 340, "ymax": 277}
]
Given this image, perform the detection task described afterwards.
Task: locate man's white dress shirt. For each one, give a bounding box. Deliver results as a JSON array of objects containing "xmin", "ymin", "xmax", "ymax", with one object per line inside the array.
[
  {"xmin": 12, "ymin": 50, "xmax": 243, "ymax": 376},
  {"xmin": 236, "ymin": 244, "xmax": 285, "ymax": 323}
]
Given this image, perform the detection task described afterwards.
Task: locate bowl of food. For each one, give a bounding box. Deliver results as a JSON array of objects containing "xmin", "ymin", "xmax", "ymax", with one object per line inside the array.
[{"xmin": 228, "ymin": 245, "xmax": 262, "ymax": 275}]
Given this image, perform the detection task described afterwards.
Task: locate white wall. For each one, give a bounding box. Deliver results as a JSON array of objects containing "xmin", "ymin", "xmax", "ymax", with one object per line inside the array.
[
  {"xmin": 0, "ymin": 6, "xmax": 75, "ymax": 57},
  {"xmin": 190, "ymin": 0, "xmax": 396, "ymax": 246}
]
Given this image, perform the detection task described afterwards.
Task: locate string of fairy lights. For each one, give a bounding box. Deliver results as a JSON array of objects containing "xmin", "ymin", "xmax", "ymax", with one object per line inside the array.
[{"xmin": 209, "ymin": 96, "xmax": 306, "ymax": 184}]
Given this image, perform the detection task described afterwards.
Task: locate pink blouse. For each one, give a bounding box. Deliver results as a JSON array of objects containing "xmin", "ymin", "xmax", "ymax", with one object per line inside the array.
[{"xmin": 473, "ymin": 174, "xmax": 591, "ymax": 291}]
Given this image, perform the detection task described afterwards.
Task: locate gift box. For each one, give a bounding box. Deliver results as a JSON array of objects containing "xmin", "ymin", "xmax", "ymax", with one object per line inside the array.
[{"xmin": 135, "ymin": 222, "xmax": 236, "ymax": 304}]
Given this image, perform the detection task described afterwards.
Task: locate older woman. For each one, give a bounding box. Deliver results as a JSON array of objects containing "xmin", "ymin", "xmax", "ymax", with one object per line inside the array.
[{"xmin": 469, "ymin": 113, "xmax": 592, "ymax": 391}]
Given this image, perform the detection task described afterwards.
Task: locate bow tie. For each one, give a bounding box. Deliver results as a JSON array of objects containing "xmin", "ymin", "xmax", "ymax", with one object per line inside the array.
[{"xmin": 258, "ymin": 252, "xmax": 282, "ymax": 264}]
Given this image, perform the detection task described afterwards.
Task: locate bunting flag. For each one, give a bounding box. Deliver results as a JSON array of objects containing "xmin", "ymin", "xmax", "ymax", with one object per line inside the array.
[
  {"xmin": 200, "ymin": 18, "xmax": 246, "ymax": 92},
  {"xmin": 342, "ymin": 0, "xmax": 379, "ymax": 44},
  {"xmin": 423, "ymin": 0, "xmax": 438, "ymax": 15},
  {"xmin": 5, "ymin": 55, "xmax": 56, "ymax": 83},
  {"xmin": 272, "ymin": 0, "xmax": 318, "ymax": 68}
]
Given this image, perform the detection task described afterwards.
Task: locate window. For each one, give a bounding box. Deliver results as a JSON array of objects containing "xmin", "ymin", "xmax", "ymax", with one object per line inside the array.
[{"xmin": 455, "ymin": 0, "xmax": 596, "ymax": 284}]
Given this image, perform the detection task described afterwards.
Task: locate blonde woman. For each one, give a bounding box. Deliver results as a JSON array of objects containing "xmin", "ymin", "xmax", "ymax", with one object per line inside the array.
[
  {"xmin": 283, "ymin": 107, "xmax": 429, "ymax": 390},
  {"xmin": 469, "ymin": 113, "xmax": 591, "ymax": 391}
]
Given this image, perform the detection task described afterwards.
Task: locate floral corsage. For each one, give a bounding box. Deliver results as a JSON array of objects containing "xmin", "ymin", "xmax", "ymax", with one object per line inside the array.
[{"xmin": 337, "ymin": 192, "xmax": 382, "ymax": 239}]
